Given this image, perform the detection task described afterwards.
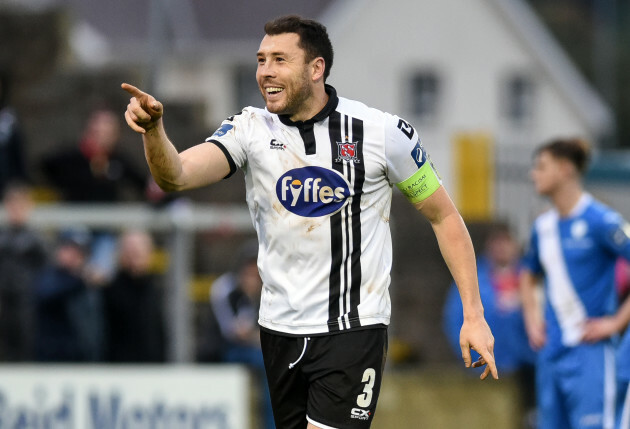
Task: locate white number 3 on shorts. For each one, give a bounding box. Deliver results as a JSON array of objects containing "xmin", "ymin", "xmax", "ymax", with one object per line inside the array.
[{"xmin": 356, "ymin": 368, "xmax": 376, "ymax": 408}]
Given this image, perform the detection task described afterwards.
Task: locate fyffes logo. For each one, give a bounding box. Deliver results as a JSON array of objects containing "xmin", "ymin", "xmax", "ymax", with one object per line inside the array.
[{"xmin": 276, "ymin": 166, "xmax": 350, "ymax": 217}]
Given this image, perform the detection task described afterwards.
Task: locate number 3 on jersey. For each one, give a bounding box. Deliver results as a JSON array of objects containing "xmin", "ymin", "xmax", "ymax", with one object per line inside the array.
[{"xmin": 356, "ymin": 368, "xmax": 376, "ymax": 408}]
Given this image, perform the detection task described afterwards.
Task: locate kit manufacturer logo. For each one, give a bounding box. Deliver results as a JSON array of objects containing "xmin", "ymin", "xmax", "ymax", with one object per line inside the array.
[
  {"xmin": 269, "ymin": 139, "xmax": 286, "ymax": 150},
  {"xmin": 350, "ymin": 408, "xmax": 371, "ymax": 420}
]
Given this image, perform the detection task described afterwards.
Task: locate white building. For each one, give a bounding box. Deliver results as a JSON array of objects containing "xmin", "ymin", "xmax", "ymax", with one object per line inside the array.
[
  {"xmin": 55, "ymin": 0, "xmax": 614, "ymax": 230},
  {"xmin": 321, "ymin": 0, "xmax": 612, "ymax": 182},
  {"xmin": 154, "ymin": 0, "xmax": 610, "ymax": 225}
]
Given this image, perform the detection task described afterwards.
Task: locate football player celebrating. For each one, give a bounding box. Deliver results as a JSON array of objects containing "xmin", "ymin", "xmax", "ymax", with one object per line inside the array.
[{"xmin": 123, "ymin": 15, "xmax": 497, "ymax": 429}]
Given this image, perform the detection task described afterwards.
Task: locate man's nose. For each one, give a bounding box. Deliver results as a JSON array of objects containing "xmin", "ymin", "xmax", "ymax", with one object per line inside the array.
[{"xmin": 259, "ymin": 61, "xmax": 275, "ymax": 77}]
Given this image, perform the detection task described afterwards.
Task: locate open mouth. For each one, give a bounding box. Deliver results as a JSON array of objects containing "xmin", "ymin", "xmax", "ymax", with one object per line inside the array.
[{"xmin": 266, "ymin": 87, "xmax": 284, "ymax": 96}]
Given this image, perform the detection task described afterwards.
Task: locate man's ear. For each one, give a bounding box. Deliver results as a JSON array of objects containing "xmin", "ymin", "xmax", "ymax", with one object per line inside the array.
[
  {"xmin": 311, "ymin": 57, "xmax": 326, "ymax": 83},
  {"xmin": 558, "ymin": 157, "xmax": 578, "ymax": 178}
]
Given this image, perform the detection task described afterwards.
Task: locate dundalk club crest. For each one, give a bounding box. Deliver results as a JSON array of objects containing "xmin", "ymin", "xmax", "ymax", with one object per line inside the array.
[{"xmin": 335, "ymin": 137, "xmax": 360, "ymax": 163}]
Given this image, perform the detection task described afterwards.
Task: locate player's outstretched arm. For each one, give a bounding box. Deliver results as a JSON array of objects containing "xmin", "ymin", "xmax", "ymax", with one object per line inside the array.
[
  {"xmin": 415, "ymin": 186, "xmax": 498, "ymax": 380},
  {"xmin": 121, "ymin": 83, "xmax": 230, "ymax": 191}
]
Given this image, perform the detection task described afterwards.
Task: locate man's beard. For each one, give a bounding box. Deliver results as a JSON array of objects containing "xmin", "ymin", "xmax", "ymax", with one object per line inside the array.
[{"xmin": 261, "ymin": 74, "xmax": 312, "ymax": 117}]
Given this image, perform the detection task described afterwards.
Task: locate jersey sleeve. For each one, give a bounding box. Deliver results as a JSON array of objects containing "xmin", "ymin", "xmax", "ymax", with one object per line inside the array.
[
  {"xmin": 595, "ymin": 210, "xmax": 630, "ymax": 260},
  {"xmin": 384, "ymin": 114, "xmax": 442, "ymax": 204},
  {"xmin": 205, "ymin": 110, "xmax": 250, "ymax": 178},
  {"xmin": 522, "ymin": 225, "xmax": 543, "ymax": 275}
]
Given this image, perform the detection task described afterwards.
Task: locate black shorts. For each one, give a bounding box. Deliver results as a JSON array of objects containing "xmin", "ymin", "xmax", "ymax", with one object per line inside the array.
[{"xmin": 260, "ymin": 327, "xmax": 388, "ymax": 429}]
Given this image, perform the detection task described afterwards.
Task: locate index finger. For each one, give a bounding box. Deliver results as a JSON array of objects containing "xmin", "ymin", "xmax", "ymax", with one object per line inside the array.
[
  {"xmin": 478, "ymin": 349, "xmax": 499, "ymax": 379},
  {"xmin": 121, "ymin": 82, "xmax": 145, "ymax": 99}
]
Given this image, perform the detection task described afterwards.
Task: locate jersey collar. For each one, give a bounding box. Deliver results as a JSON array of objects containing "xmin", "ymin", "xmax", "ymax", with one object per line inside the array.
[
  {"xmin": 277, "ymin": 84, "xmax": 339, "ymax": 128},
  {"xmin": 567, "ymin": 192, "xmax": 592, "ymax": 218},
  {"xmin": 553, "ymin": 192, "xmax": 592, "ymax": 219}
]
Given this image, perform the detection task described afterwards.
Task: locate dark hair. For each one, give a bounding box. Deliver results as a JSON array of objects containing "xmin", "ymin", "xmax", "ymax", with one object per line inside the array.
[
  {"xmin": 264, "ymin": 15, "xmax": 334, "ymax": 81},
  {"xmin": 57, "ymin": 226, "xmax": 92, "ymax": 252},
  {"xmin": 536, "ymin": 137, "xmax": 591, "ymax": 175},
  {"xmin": 485, "ymin": 223, "xmax": 513, "ymax": 242},
  {"xmin": 232, "ymin": 239, "xmax": 258, "ymax": 273}
]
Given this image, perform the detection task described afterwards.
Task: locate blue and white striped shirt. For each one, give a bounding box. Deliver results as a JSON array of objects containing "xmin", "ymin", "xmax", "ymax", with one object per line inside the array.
[{"xmin": 523, "ymin": 193, "xmax": 630, "ymax": 358}]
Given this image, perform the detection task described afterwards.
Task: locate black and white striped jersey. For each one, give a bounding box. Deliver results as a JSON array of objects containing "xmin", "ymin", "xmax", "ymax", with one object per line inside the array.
[{"xmin": 206, "ymin": 85, "xmax": 441, "ymax": 336}]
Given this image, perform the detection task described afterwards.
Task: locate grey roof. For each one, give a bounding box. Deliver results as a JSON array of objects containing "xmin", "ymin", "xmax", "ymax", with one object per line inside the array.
[{"xmin": 60, "ymin": 0, "xmax": 334, "ymax": 42}]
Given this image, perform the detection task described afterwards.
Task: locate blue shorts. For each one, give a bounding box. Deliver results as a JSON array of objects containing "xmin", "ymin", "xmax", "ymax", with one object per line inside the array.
[
  {"xmin": 537, "ymin": 342, "xmax": 616, "ymax": 429},
  {"xmin": 617, "ymin": 382, "xmax": 630, "ymax": 429}
]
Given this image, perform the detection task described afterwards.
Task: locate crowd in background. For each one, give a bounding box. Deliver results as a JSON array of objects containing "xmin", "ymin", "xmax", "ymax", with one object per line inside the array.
[
  {"xmin": 0, "ymin": 181, "xmax": 166, "ymax": 363},
  {"xmin": 0, "ymin": 103, "xmax": 263, "ymax": 364},
  {"xmin": 0, "ymin": 68, "xmax": 273, "ymax": 424},
  {"xmin": 0, "ymin": 69, "xmax": 166, "ymax": 364},
  {"xmin": 3, "ymin": 59, "xmax": 630, "ymax": 429}
]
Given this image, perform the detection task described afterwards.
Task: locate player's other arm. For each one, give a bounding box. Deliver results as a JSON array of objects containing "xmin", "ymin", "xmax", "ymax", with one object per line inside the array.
[
  {"xmin": 415, "ymin": 187, "xmax": 498, "ymax": 380},
  {"xmin": 582, "ymin": 294, "xmax": 630, "ymax": 342},
  {"xmin": 519, "ymin": 269, "xmax": 546, "ymax": 349},
  {"xmin": 122, "ymin": 83, "xmax": 230, "ymax": 191},
  {"xmin": 582, "ymin": 217, "xmax": 630, "ymax": 342}
]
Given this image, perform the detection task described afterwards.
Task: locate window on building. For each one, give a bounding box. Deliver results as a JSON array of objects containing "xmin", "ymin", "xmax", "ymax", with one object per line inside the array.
[
  {"xmin": 409, "ymin": 71, "xmax": 440, "ymax": 123},
  {"xmin": 502, "ymin": 74, "xmax": 535, "ymax": 126}
]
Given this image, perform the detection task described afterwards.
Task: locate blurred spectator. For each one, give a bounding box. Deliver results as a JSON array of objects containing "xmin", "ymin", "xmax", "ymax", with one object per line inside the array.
[
  {"xmin": 34, "ymin": 227, "xmax": 103, "ymax": 362},
  {"xmin": 616, "ymin": 258, "xmax": 630, "ymax": 300},
  {"xmin": 40, "ymin": 107, "xmax": 161, "ymax": 283},
  {"xmin": 41, "ymin": 107, "xmax": 148, "ymax": 203},
  {"xmin": 443, "ymin": 225, "xmax": 536, "ymax": 424},
  {"xmin": 211, "ymin": 241, "xmax": 262, "ymax": 358},
  {"xmin": 102, "ymin": 229, "xmax": 164, "ymax": 363},
  {"xmin": 210, "ymin": 240, "xmax": 274, "ymax": 429},
  {"xmin": 0, "ymin": 182, "xmax": 47, "ymax": 361},
  {"xmin": 0, "ymin": 70, "xmax": 28, "ymax": 196}
]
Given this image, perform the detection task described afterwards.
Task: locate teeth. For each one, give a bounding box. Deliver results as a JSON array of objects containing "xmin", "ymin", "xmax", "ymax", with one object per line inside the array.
[{"xmin": 266, "ymin": 87, "xmax": 283, "ymax": 93}]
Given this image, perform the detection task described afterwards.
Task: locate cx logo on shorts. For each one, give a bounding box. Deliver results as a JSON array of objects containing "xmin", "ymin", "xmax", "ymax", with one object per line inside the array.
[{"xmin": 350, "ymin": 408, "xmax": 371, "ymax": 420}]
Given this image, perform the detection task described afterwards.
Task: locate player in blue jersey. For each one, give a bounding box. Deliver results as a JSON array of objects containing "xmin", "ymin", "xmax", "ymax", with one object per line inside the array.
[{"xmin": 520, "ymin": 138, "xmax": 630, "ymax": 429}]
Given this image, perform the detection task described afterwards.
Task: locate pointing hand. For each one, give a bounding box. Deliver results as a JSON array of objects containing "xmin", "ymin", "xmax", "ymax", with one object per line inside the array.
[{"xmin": 121, "ymin": 83, "xmax": 163, "ymax": 134}]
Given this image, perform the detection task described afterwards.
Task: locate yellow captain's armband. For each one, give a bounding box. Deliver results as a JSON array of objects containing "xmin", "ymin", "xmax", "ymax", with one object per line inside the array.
[{"xmin": 395, "ymin": 163, "xmax": 441, "ymax": 204}]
